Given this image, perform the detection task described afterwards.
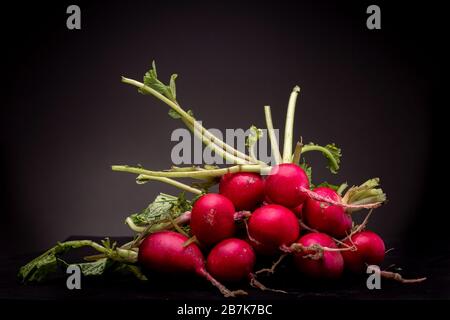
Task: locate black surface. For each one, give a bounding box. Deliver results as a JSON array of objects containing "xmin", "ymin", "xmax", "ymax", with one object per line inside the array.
[{"xmin": 1, "ymin": 236, "xmax": 448, "ymax": 302}]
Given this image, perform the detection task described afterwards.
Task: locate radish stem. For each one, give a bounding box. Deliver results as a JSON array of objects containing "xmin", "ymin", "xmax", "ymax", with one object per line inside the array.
[
  {"xmin": 292, "ymin": 140, "xmax": 303, "ymax": 165},
  {"xmin": 301, "ymin": 144, "xmax": 339, "ymax": 171},
  {"xmin": 282, "ymin": 86, "xmax": 301, "ymax": 163},
  {"xmin": 264, "ymin": 106, "xmax": 282, "ymax": 165},
  {"xmin": 133, "ymin": 174, "xmax": 203, "ymax": 194},
  {"xmin": 112, "ymin": 164, "xmax": 266, "ymax": 179},
  {"xmin": 182, "ymin": 118, "xmax": 252, "ymax": 165},
  {"xmin": 121, "ymin": 77, "xmax": 257, "ymax": 164}
]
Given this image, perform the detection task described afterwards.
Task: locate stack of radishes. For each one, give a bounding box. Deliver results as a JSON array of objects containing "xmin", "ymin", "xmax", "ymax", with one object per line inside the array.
[
  {"xmin": 117, "ymin": 63, "xmax": 424, "ymax": 297},
  {"xmin": 138, "ymin": 168, "xmax": 390, "ymax": 297},
  {"xmin": 19, "ymin": 62, "xmax": 425, "ymax": 295}
]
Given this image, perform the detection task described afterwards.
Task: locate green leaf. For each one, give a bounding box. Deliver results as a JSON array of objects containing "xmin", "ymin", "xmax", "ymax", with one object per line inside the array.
[
  {"xmin": 342, "ymin": 178, "xmax": 387, "ymax": 212},
  {"xmin": 303, "ymin": 142, "xmax": 342, "ymax": 174},
  {"xmin": 113, "ymin": 263, "xmax": 148, "ymax": 281},
  {"xmin": 299, "ymin": 161, "xmax": 312, "ymax": 186},
  {"xmin": 315, "ymin": 181, "xmax": 340, "ymax": 191},
  {"xmin": 168, "ymin": 108, "xmax": 193, "ymax": 120},
  {"xmin": 18, "ymin": 240, "xmax": 101, "ymax": 283},
  {"xmin": 128, "ymin": 193, "xmax": 192, "ymax": 226},
  {"xmin": 58, "ymin": 258, "xmax": 111, "ymax": 277},
  {"xmin": 324, "ymin": 143, "xmax": 341, "ymax": 174},
  {"xmin": 170, "ymin": 74, "xmax": 178, "ymax": 99},
  {"xmin": 245, "ymin": 125, "xmax": 263, "ymax": 148},
  {"xmin": 142, "ymin": 60, "xmax": 177, "ymax": 102},
  {"xmin": 168, "ymin": 109, "xmax": 182, "ymax": 119}
]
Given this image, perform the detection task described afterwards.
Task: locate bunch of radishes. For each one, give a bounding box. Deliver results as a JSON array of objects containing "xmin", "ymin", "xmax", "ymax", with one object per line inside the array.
[
  {"xmin": 19, "ymin": 62, "xmax": 425, "ymax": 295},
  {"xmin": 114, "ymin": 63, "xmax": 424, "ymax": 297},
  {"xmin": 136, "ymin": 172, "xmax": 387, "ymax": 297}
]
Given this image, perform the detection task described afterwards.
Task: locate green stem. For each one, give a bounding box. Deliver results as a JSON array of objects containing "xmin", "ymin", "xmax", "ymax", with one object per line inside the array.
[
  {"xmin": 121, "ymin": 77, "xmax": 257, "ymax": 164},
  {"xmin": 292, "ymin": 141, "xmax": 303, "ymax": 165},
  {"xmin": 249, "ymin": 144, "xmax": 258, "ymax": 162},
  {"xmin": 125, "ymin": 217, "xmax": 147, "ymax": 233},
  {"xmin": 62, "ymin": 240, "xmax": 109, "ymax": 254},
  {"xmin": 337, "ymin": 183, "xmax": 348, "ymax": 196},
  {"xmin": 137, "ymin": 175, "xmax": 203, "ymax": 194},
  {"xmin": 282, "ymin": 86, "xmax": 301, "ymax": 163},
  {"xmin": 112, "ymin": 164, "xmax": 265, "ymax": 179},
  {"xmin": 182, "ymin": 118, "xmax": 252, "ymax": 165},
  {"xmin": 264, "ymin": 106, "xmax": 282, "ymax": 165},
  {"xmin": 301, "ymin": 145, "xmax": 339, "ymax": 172}
]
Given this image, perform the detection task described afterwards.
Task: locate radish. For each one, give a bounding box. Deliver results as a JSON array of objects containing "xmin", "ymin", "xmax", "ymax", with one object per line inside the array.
[
  {"xmin": 341, "ymin": 230, "xmax": 385, "ymax": 273},
  {"xmin": 138, "ymin": 231, "xmax": 246, "ymax": 297},
  {"xmin": 248, "ymin": 204, "xmax": 300, "ymax": 255},
  {"xmin": 264, "ymin": 163, "xmax": 309, "ymax": 208},
  {"xmin": 302, "ymin": 187, "xmax": 352, "ymax": 238},
  {"xmin": 293, "ymin": 233, "xmax": 344, "ymax": 279},
  {"xmin": 207, "ymin": 238, "xmax": 287, "ymax": 294},
  {"xmin": 219, "ymin": 172, "xmax": 264, "ymax": 211},
  {"xmin": 206, "ymin": 238, "xmax": 256, "ymax": 282},
  {"xmin": 190, "ymin": 193, "xmax": 236, "ymax": 246},
  {"xmin": 292, "ymin": 203, "xmax": 303, "ymax": 218}
]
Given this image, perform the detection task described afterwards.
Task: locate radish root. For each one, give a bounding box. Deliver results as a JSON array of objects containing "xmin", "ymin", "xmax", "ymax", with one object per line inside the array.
[
  {"xmin": 199, "ymin": 269, "xmax": 248, "ymax": 297},
  {"xmin": 249, "ymin": 273, "xmax": 287, "ymax": 294},
  {"xmin": 255, "ymin": 253, "xmax": 288, "ymax": 275},
  {"xmin": 380, "ymin": 270, "xmax": 427, "ymax": 284}
]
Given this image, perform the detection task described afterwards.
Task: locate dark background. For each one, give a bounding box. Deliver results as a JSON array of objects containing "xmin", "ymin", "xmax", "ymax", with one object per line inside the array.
[{"xmin": 1, "ymin": 0, "xmax": 446, "ymax": 264}]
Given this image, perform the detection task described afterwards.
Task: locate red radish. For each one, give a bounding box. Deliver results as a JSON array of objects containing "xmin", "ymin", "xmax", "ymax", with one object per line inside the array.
[
  {"xmin": 248, "ymin": 204, "xmax": 300, "ymax": 255},
  {"xmin": 293, "ymin": 233, "xmax": 344, "ymax": 279},
  {"xmin": 263, "ymin": 195, "xmax": 273, "ymax": 205},
  {"xmin": 207, "ymin": 238, "xmax": 255, "ymax": 282},
  {"xmin": 341, "ymin": 230, "xmax": 385, "ymax": 273},
  {"xmin": 264, "ymin": 163, "xmax": 309, "ymax": 208},
  {"xmin": 219, "ymin": 173, "xmax": 264, "ymax": 211},
  {"xmin": 292, "ymin": 203, "xmax": 303, "ymax": 218},
  {"xmin": 302, "ymin": 187, "xmax": 352, "ymax": 238},
  {"xmin": 138, "ymin": 231, "xmax": 246, "ymax": 297},
  {"xmin": 190, "ymin": 193, "xmax": 236, "ymax": 246}
]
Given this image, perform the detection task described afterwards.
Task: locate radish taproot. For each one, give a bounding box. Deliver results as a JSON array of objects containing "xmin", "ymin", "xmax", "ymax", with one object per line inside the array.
[
  {"xmin": 302, "ymin": 187, "xmax": 352, "ymax": 238},
  {"xmin": 341, "ymin": 230, "xmax": 385, "ymax": 273},
  {"xmin": 219, "ymin": 173, "xmax": 264, "ymax": 211},
  {"xmin": 190, "ymin": 193, "xmax": 236, "ymax": 246},
  {"xmin": 264, "ymin": 164, "xmax": 310, "ymax": 208},
  {"xmin": 293, "ymin": 233, "xmax": 344, "ymax": 279},
  {"xmin": 138, "ymin": 231, "xmax": 246, "ymax": 297},
  {"xmin": 247, "ymin": 204, "xmax": 300, "ymax": 255}
]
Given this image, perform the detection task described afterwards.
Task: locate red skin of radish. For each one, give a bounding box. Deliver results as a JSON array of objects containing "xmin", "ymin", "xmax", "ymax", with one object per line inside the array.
[
  {"xmin": 292, "ymin": 203, "xmax": 303, "ymax": 218},
  {"xmin": 303, "ymin": 187, "xmax": 352, "ymax": 238},
  {"xmin": 138, "ymin": 231, "xmax": 243, "ymax": 297},
  {"xmin": 293, "ymin": 233, "xmax": 344, "ymax": 279},
  {"xmin": 219, "ymin": 173, "xmax": 264, "ymax": 211},
  {"xmin": 341, "ymin": 231, "xmax": 385, "ymax": 273},
  {"xmin": 207, "ymin": 238, "xmax": 256, "ymax": 282},
  {"xmin": 248, "ymin": 204, "xmax": 300, "ymax": 255},
  {"xmin": 138, "ymin": 231, "xmax": 204, "ymax": 274},
  {"xmin": 264, "ymin": 163, "xmax": 310, "ymax": 208},
  {"xmin": 190, "ymin": 193, "xmax": 236, "ymax": 246}
]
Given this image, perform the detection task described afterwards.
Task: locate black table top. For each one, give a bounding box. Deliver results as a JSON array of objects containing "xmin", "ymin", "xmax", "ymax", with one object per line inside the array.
[{"xmin": 1, "ymin": 236, "xmax": 449, "ymax": 302}]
